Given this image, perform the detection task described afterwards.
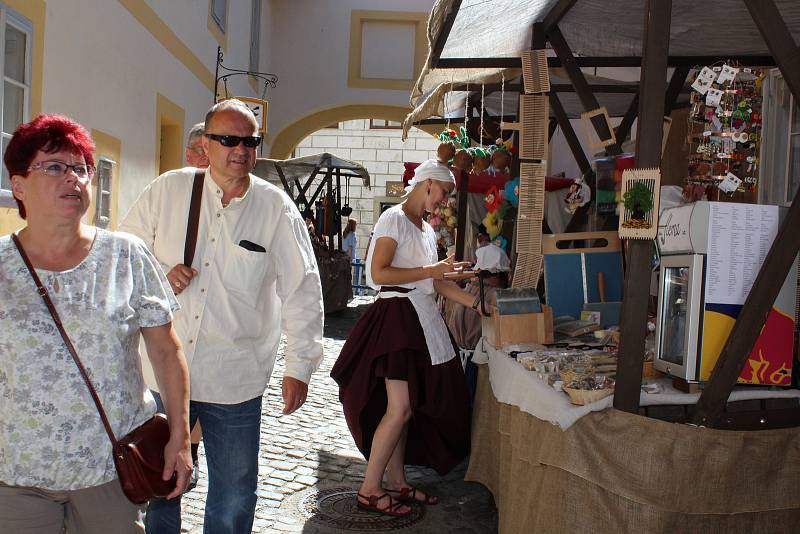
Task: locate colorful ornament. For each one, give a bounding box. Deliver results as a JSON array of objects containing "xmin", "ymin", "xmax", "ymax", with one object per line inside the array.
[
  {"xmin": 503, "ymin": 176, "xmax": 520, "ymax": 207},
  {"xmin": 482, "ymin": 210, "xmax": 501, "ymax": 239},
  {"xmin": 492, "ymin": 235, "xmax": 508, "ymax": 251},
  {"xmin": 484, "ymin": 185, "xmax": 503, "ymax": 211}
]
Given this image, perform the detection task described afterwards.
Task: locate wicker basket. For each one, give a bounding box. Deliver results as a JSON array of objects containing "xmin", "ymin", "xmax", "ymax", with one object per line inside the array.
[
  {"xmin": 560, "ymin": 368, "xmax": 594, "ymax": 384},
  {"xmin": 563, "ymin": 386, "xmax": 614, "ymax": 406}
]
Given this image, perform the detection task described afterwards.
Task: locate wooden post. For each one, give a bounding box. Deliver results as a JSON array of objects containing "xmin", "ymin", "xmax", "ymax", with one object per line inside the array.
[
  {"xmin": 614, "ymin": 0, "xmax": 672, "ymax": 413},
  {"xmin": 615, "ymin": 94, "xmax": 639, "ymax": 147},
  {"xmin": 663, "ymin": 65, "xmax": 690, "ymax": 116},
  {"xmin": 336, "ymin": 168, "xmax": 342, "ymax": 251},
  {"xmin": 455, "ymin": 169, "xmax": 469, "ymax": 261},
  {"xmin": 325, "ymin": 168, "xmax": 334, "ymax": 255},
  {"xmin": 693, "ymin": 0, "xmax": 800, "ymax": 426}
]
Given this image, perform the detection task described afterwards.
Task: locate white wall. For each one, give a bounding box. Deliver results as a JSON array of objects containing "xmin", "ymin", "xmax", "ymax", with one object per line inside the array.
[
  {"xmin": 40, "ymin": 0, "xmax": 259, "ymax": 217},
  {"xmin": 293, "ymin": 120, "xmax": 439, "ymax": 259},
  {"xmin": 262, "ymin": 0, "xmax": 436, "ymax": 154}
]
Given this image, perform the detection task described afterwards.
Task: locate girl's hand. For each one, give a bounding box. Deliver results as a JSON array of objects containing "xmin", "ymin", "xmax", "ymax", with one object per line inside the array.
[{"xmin": 427, "ymin": 255, "xmax": 471, "ymax": 280}]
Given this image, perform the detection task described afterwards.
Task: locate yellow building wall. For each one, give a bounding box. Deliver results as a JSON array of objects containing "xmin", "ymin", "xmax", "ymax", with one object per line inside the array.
[
  {"xmin": 0, "ymin": 0, "xmax": 44, "ymax": 235},
  {"xmin": 156, "ymin": 93, "xmax": 186, "ymax": 176}
]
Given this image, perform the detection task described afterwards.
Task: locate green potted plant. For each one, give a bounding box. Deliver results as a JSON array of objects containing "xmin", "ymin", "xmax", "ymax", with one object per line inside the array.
[{"xmin": 623, "ymin": 181, "xmax": 653, "ymax": 221}]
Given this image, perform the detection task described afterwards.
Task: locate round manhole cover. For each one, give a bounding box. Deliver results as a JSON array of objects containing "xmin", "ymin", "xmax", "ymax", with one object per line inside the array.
[{"xmin": 296, "ymin": 486, "xmax": 425, "ymax": 531}]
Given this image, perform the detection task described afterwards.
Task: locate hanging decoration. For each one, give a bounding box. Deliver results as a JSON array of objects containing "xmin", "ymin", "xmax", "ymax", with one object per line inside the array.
[
  {"xmin": 429, "ymin": 196, "xmax": 458, "ymax": 251},
  {"xmin": 563, "ymin": 179, "xmax": 591, "ymax": 214},
  {"xmin": 341, "ymin": 176, "xmax": 353, "ymax": 216},
  {"xmin": 453, "ymin": 82, "xmax": 474, "ymax": 174},
  {"xmin": 437, "ymin": 126, "xmax": 469, "ymax": 165},
  {"xmin": 503, "ymin": 176, "xmax": 520, "ymax": 207},
  {"xmin": 618, "ymin": 168, "xmax": 661, "ymax": 240},
  {"xmin": 685, "ymin": 63, "xmax": 763, "ymax": 200}
]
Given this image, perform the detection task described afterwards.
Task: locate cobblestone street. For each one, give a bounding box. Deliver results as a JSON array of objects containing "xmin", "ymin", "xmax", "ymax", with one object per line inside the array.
[{"xmin": 179, "ymin": 297, "xmax": 498, "ymax": 533}]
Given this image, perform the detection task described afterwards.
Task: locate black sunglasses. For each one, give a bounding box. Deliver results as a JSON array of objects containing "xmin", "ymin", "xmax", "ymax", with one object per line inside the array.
[{"xmin": 204, "ymin": 133, "xmax": 262, "ymax": 148}]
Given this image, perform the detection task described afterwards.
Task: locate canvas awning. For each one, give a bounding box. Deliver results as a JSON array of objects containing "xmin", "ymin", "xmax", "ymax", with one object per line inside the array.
[
  {"xmin": 254, "ymin": 153, "xmax": 371, "ymax": 189},
  {"xmin": 404, "ymin": 0, "xmax": 799, "ymax": 136}
]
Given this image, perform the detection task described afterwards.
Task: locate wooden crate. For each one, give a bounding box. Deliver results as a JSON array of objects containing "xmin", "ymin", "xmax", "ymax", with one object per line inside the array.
[{"xmin": 482, "ymin": 305, "xmax": 554, "ymax": 348}]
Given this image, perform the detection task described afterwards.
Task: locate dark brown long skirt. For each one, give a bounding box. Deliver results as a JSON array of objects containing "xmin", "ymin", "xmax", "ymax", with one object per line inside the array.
[{"xmin": 330, "ymin": 296, "xmax": 470, "ymax": 475}]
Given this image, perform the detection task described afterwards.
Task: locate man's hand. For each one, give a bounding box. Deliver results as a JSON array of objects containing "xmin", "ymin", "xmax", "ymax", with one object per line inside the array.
[
  {"xmin": 282, "ymin": 376, "xmax": 308, "ymax": 415},
  {"xmin": 162, "ymin": 434, "xmax": 192, "ymax": 499},
  {"xmin": 166, "ymin": 264, "xmax": 198, "ymax": 295}
]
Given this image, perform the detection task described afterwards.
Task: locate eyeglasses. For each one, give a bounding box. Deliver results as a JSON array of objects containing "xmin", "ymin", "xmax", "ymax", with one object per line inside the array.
[
  {"xmin": 28, "ymin": 160, "xmax": 95, "ymax": 180},
  {"xmin": 186, "ymin": 144, "xmax": 205, "ymax": 155},
  {"xmin": 204, "ymin": 133, "xmax": 262, "ymax": 148}
]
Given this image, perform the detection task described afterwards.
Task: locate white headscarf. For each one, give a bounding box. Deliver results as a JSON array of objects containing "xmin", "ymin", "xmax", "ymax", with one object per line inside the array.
[{"xmin": 405, "ymin": 159, "xmax": 455, "ymax": 193}]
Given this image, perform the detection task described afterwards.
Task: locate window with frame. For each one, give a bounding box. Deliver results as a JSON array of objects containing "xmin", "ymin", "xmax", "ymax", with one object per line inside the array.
[
  {"xmin": 0, "ymin": 7, "xmax": 32, "ymax": 208},
  {"xmin": 369, "ymin": 119, "xmax": 402, "ymax": 130},
  {"xmin": 210, "ymin": 0, "xmax": 227, "ymax": 34},
  {"xmin": 94, "ymin": 158, "xmax": 114, "ymax": 229}
]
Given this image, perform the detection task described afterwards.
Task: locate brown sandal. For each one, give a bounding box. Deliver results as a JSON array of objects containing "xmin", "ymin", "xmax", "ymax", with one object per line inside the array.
[
  {"xmin": 386, "ymin": 486, "xmax": 438, "ymax": 505},
  {"xmin": 356, "ymin": 492, "xmax": 412, "ymax": 517}
]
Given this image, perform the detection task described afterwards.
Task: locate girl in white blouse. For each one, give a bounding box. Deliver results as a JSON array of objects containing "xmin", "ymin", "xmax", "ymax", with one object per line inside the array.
[{"xmin": 332, "ymin": 160, "xmax": 488, "ymax": 517}]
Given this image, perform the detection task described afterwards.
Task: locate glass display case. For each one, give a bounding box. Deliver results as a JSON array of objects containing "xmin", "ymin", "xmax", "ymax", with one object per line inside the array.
[{"xmin": 655, "ymin": 255, "xmax": 705, "ymax": 381}]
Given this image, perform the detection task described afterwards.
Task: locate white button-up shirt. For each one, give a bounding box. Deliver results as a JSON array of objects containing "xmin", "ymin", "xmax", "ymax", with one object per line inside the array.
[{"xmin": 120, "ymin": 167, "xmax": 324, "ymax": 403}]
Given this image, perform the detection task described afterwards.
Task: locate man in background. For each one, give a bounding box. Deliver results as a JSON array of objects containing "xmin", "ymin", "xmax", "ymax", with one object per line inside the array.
[{"xmin": 185, "ymin": 122, "xmax": 209, "ymax": 168}]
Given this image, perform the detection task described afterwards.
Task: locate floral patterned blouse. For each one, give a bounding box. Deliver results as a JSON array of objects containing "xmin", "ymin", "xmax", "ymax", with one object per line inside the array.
[{"xmin": 0, "ymin": 228, "xmax": 178, "ymax": 490}]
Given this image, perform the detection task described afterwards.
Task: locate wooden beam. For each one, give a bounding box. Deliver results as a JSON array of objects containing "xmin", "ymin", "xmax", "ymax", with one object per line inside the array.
[
  {"xmin": 663, "ymin": 65, "xmax": 690, "ymax": 115},
  {"xmin": 542, "ymin": 0, "xmax": 579, "ymax": 33},
  {"xmin": 455, "ymin": 169, "xmax": 469, "ymax": 261},
  {"xmin": 615, "ymin": 93, "xmax": 639, "ymax": 146},
  {"xmin": 547, "ymin": 25, "xmax": 622, "ymax": 157},
  {"xmin": 745, "ymin": 0, "xmax": 800, "ymax": 101},
  {"xmin": 274, "ymin": 163, "xmax": 292, "ymax": 197},
  {"xmin": 435, "ymin": 55, "xmax": 774, "ymax": 69},
  {"xmin": 548, "ymin": 117, "xmax": 558, "ymax": 141},
  {"xmin": 693, "ymin": 0, "xmax": 800, "ymax": 427},
  {"xmin": 336, "ymin": 168, "xmax": 343, "ymax": 251},
  {"xmin": 549, "ymin": 93, "xmax": 591, "ymax": 175},
  {"xmin": 614, "ymin": 0, "xmax": 672, "ymax": 414},
  {"xmin": 430, "ymin": 0, "xmax": 462, "ymax": 69}
]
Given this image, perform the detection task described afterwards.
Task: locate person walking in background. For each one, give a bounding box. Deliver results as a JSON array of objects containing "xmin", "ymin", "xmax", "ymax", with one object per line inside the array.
[
  {"xmin": 331, "ymin": 159, "xmax": 486, "ymax": 517},
  {"xmin": 183, "ymin": 121, "xmax": 209, "ymax": 491},
  {"xmin": 0, "ymin": 114, "xmax": 191, "ymax": 533},
  {"xmin": 184, "ymin": 122, "xmax": 209, "ymax": 168},
  {"xmin": 343, "ymin": 218, "xmax": 358, "ymax": 260},
  {"xmin": 121, "ymin": 99, "xmax": 324, "ymax": 534}
]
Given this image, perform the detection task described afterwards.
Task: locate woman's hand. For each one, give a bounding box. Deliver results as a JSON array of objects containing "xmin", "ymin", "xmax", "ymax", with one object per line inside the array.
[
  {"xmin": 426, "ymin": 255, "xmax": 472, "ymax": 281},
  {"xmin": 163, "ymin": 434, "xmax": 193, "ymax": 499}
]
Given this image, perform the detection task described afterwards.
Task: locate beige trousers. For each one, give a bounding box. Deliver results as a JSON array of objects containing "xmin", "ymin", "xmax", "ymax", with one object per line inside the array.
[{"xmin": 0, "ymin": 479, "xmax": 145, "ymax": 534}]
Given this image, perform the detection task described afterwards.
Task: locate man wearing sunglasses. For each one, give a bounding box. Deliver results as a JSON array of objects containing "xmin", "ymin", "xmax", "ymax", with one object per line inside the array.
[{"xmin": 121, "ymin": 99, "xmax": 324, "ymax": 534}]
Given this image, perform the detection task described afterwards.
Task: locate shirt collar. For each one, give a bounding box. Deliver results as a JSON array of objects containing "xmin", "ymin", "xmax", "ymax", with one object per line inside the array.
[{"xmin": 204, "ymin": 168, "xmax": 252, "ymax": 209}]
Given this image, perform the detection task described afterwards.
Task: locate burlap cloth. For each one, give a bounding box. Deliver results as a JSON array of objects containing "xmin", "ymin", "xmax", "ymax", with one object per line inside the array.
[{"xmin": 466, "ymin": 365, "xmax": 800, "ymax": 533}]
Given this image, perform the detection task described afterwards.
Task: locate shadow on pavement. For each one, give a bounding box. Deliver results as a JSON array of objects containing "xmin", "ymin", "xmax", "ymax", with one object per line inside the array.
[{"xmin": 297, "ymin": 450, "xmax": 497, "ymax": 533}]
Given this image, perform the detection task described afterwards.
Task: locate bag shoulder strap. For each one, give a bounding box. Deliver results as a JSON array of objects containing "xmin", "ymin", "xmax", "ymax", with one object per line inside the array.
[
  {"xmin": 11, "ymin": 233, "xmax": 119, "ymax": 448},
  {"xmin": 184, "ymin": 169, "xmax": 205, "ymax": 267}
]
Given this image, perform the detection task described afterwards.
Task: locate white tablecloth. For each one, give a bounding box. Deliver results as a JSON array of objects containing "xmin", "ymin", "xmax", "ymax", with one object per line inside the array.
[{"xmin": 473, "ymin": 338, "xmax": 800, "ymax": 430}]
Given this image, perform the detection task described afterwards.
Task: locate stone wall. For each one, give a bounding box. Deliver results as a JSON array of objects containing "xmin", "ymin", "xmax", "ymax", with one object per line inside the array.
[{"xmin": 292, "ymin": 119, "xmax": 439, "ymax": 260}]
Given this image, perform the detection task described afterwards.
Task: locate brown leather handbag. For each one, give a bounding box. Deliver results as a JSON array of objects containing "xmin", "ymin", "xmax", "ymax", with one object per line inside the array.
[{"xmin": 11, "ymin": 233, "xmax": 177, "ymax": 504}]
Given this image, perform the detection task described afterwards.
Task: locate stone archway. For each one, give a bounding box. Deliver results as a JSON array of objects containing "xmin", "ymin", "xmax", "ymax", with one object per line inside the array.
[{"xmin": 269, "ymin": 104, "xmax": 438, "ymax": 159}]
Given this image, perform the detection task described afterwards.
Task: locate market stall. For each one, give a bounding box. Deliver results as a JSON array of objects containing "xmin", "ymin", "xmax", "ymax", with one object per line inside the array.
[
  {"xmin": 253, "ymin": 154, "xmax": 370, "ymax": 313},
  {"xmin": 404, "ymin": 0, "xmax": 800, "ymax": 531}
]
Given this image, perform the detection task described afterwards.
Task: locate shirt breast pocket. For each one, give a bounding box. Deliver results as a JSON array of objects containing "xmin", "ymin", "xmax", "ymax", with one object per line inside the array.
[{"xmin": 222, "ymin": 245, "xmax": 270, "ymax": 306}]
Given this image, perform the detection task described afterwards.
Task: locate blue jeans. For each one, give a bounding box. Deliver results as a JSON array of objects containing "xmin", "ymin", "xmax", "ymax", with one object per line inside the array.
[{"xmin": 145, "ymin": 392, "xmax": 262, "ymax": 534}]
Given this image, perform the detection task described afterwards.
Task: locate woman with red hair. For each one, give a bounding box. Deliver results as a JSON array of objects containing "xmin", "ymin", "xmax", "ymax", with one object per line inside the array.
[{"xmin": 0, "ymin": 115, "xmax": 192, "ymax": 533}]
